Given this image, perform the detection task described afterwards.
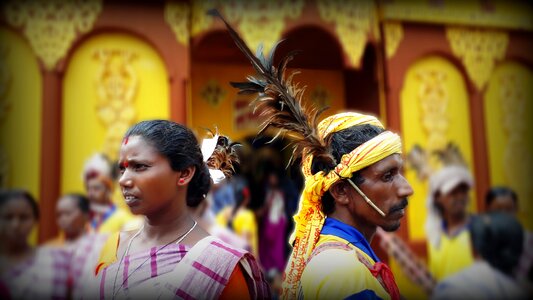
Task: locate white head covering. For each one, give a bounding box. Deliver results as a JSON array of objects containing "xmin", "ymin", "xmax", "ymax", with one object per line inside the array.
[
  {"xmin": 201, "ymin": 133, "xmax": 226, "ymax": 185},
  {"xmin": 425, "ymin": 165, "xmax": 474, "ymax": 247},
  {"xmin": 82, "ymin": 153, "xmax": 113, "ymax": 182}
]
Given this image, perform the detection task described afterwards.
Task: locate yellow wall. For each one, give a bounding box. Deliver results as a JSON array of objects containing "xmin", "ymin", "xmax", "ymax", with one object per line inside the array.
[
  {"xmin": 61, "ymin": 33, "xmax": 170, "ymax": 206},
  {"xmin": 484, "ymin": 62, "xmax": 533, "ymax": 230},
  {"xmin": 400, "ymin": 56, "xmax": 476, "ymax": 240},
  {"xmin": 0, "ymin": 27, "xmax": 42, "ymax": 244},
  {"xmin": 190, "ymin": 63, "xmax": 346, "ymax": 141}
]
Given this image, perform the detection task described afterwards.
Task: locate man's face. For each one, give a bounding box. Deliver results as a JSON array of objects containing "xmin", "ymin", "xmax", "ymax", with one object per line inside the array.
[
  {"xmin": 348, "ymin": 153, "xmax": 413, "ymax": 232},
  {"xmin": 436, "ymin": 183, "xmax": 470, "ymax": 219},
  {"xmin": 86, "ymin": 178, "xmax": 110, "ymax": 205}
]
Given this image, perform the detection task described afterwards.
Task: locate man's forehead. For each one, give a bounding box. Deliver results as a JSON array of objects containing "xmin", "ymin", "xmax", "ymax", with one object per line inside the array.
[{"xmin": 368, "ymin": 154, "xmax": 402, "ymax": 172}]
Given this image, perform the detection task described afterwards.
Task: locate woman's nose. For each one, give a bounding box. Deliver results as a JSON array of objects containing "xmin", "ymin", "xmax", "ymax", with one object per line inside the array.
[{"xmin": 119, "ymin": 171, "xmax": 133, "ymax": 188}]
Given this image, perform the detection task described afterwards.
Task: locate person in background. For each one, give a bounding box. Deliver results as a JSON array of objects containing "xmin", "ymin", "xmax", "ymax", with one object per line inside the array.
[
  {"xmin": 47, "ymin": 193, "xmax": 90, "ymax": 250},
  {"xmin": 228, "ymin": 179, "xmax": 259, "ymax": 259},
  {"xmin": 431, "ymin": 212, "xmax": 528, "ymax": 299},
  {"xmin": 258, "ymin": 171, "xmax": 287, "ymax": 273},
  {"xmin": 485, "ymin": 186, "xmax": 519, "ymax": 215},
  {"xmin": 83, "ymin": 153, "xmax": 136, "ymax": 233},
  {"xmin": 485, "ymin": 186, "xmax": 533, "ymax": 289},
  {"xmin": 0, "ymin": 189, "xmax": 70, "ymax": 299},
  {"xmin": 425, "ymin": 165, "xmax": 475, "ymax": 281}
]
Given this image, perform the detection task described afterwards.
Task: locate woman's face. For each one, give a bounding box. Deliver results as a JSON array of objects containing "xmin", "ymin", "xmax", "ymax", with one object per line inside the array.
[
  {"xmin": 118, "ymin": 135, "xmax": 182, "ymax": 216},
  {"xmin": 0, "ymin": 197, "xmax": 36, "ymax": 245},
  {"xmin": 56, "ymin": 196, "xmax": 87, "ymax": 238}
]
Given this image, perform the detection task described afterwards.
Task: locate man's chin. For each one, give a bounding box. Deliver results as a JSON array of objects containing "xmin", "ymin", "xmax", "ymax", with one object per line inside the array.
[{"xmin": 381, "ymin": 222, "xmax": 401, "ymax": 232}]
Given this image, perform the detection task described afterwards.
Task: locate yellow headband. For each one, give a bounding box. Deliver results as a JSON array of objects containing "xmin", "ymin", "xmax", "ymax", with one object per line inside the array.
[{"xmin": 282, "ymin": 112, "xmax": 402, "ymax": 299}]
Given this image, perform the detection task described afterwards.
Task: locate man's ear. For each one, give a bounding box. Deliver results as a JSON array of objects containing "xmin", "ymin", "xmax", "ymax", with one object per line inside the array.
[{"xmin": 330, "ymin": 181, "xmax": 351, "ymax": 206}]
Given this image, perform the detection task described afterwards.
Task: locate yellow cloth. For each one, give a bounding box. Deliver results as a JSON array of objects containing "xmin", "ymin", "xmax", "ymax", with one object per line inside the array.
[
  {"xmin": 300, "ymin": 234, "xmax": 390, "ymax": 300},
  {"xmin": 215, "ymin": 206, "xmax": 233, "ymax": 227},
  {"xmin": 97, "ymin": 208, "xmax": 138, "ymax": 234},
  {"xmin": 95, "ymin": 232, "xmax": 120, "ymax": 275},
  {"xmin": 282, "ymin": 112, "xmax": 402, "ymax": 299},
  {"xmin": 428, "ymin": 229, "xmax": 474, "ymax": 281},
  {"xmin": 232, "ymin": 209, "xmax": 258, "ymax": 258}
]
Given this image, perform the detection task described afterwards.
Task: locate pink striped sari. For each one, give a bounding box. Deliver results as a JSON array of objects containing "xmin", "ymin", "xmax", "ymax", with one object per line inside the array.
[
  {"xmin": 93, "ymin": 236, "xmax": 270, "ymax": 299},
  {"xmin": 0, "ymin": 247, "xmax": 71, "ymax": 299},
  {"xmin": 69, "ymin": 233, "xmax": 110, "ymax": 299}
]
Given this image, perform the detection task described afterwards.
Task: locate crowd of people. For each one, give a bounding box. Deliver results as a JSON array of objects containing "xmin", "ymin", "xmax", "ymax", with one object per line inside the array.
[{"xmin": 1, "ymin": 11, "xmax": 531, "ymax": 300}]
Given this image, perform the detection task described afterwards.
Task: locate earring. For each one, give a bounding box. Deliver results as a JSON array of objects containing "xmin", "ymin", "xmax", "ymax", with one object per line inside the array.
[{"xmin": 178, "ymin": 178, "xmax": 185, "ymax": 185}]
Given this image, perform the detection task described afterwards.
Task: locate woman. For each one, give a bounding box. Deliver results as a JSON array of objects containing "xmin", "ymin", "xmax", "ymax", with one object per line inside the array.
[
  {"xmin": 258, "ymin": 171, "xmax": 287, "ymax": 273},
  {"xmin": 229, "ymin": 181, "xmax": 258, "ymax": 258},
  {"xmin": 47, "ymin": 193, "xmax": 91, "ymax": 250},
  {"xmin": 0, "ymin": 189, "xmax": 70, "ymax": 299},
  {"xmin": 90, "ymin": 120, "xmax": 270, "ymax": 299}
]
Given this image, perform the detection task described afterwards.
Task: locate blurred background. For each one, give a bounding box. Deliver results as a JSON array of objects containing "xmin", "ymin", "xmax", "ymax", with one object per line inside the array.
[{"xmin": 0, "ymin": 0, "xmax": 532, "ymax": 298}]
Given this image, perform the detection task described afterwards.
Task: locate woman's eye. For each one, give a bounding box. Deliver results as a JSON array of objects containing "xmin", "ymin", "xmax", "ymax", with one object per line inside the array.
[{"xmin": 134, "ymin": 164, "xmax": 147, "ymax": 171}]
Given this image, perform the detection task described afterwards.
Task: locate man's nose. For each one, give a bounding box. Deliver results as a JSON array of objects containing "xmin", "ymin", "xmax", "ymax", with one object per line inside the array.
[{"xmin": 398, "ymin": 174, "xmax": 414, "ymax": 198}]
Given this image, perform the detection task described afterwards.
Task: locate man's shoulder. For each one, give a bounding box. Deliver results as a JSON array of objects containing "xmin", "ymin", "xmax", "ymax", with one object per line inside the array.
[
  {"xmin": 304, "ymin": 246, "xmax": 367, "ymax": 277},
  {"xmin": 301, "ymin": 246, "xmax": 388, "ymax": 300}
]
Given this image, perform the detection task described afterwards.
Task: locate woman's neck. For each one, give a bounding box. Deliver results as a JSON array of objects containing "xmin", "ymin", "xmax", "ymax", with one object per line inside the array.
[
  {"xmin": 142, "ymin": 202, "xmax": 193, "ymax": 241},
  {"xmin": 65, "ymin": 230, "xmax": 85, "ymax": 243},
  {"xmin": 1, "ymin": 242, "xmax": 34, "ymax": 260}
]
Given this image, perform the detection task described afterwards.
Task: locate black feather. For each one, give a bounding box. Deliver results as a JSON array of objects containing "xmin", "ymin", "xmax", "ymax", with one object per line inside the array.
[{"xmin": 209, "ymin": 9, "xmax": 334, "ymax": 166}]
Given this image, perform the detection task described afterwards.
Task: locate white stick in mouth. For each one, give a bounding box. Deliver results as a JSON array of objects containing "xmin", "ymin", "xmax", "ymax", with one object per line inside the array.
[{"xmin": 347, "ymin": 178, "xmax": 386, "ymax": 217}]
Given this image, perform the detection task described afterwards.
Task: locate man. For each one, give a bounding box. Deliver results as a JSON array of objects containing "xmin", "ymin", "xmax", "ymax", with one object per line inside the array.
[
  {"xmin": 283, "ymin": 113, "xmax": 413, "ymax": 300},
  {"xmin": 212, "ymin": 10, "xmax": 412, "ymax": 299},
  {"xmin": 425, "ymin": 165, "xmax": 475, "ymax": 281},
  {"xmin": 431, "ymin": 212, "xmax": 528, "ymax": 300},
  {"xmin": 83, "ymin": 153, "xmax": 135, "ymax": 233},
  {"xmin": 485, "ymin": 186, "xmax": 519, "ymax": 215},
  {"xmin": 485, "ymin": 186, "xmax": 533, "ymax": 289}
]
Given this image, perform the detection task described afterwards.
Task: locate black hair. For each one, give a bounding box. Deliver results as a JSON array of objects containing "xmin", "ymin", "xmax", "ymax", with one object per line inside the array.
[
  {"xmin": 124, "ymin": 120, "xmax": 211, "ymax": 207},
  {"xmin": 0, "ymin": 189, "xmax": 39, "ymax": 219},
  {"xmin": 311, "ymin": 124, "xmax": 385, "ymax": 214},
  {"xmin": 470, "ymin": 212, "xmax": 523, "ymax": 276},
  {"xmin": 485, "ymin": 186, "xmax": 518, "ymax": 207},
  {"xmin": 63, "ymin": 193, "xmax": 90, "ymax": 214}
]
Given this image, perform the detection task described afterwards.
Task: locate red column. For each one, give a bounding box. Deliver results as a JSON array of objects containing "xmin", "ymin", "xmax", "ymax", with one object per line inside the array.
[
  {"xmin": 469, "ymin": 91, "xmax": 490, "ymax": 212},
  {"xmin": 38, "ymin": 69, "xmax": 62, "ymax": 243}
]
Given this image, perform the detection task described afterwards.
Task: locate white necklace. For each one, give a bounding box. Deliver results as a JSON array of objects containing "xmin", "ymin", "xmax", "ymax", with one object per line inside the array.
[{"xmin": 111, "ymin": 220, "xmax": 198, "ymax": 298}]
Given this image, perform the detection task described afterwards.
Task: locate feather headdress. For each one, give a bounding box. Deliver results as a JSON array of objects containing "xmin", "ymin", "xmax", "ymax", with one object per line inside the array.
[
  {"xmin": 207, "ymin": 9, "xmax": 332, "ymax": 167},
  {"xmin": 205, "ymin": 132, "xmax": 241, "ymax": 177},
  {"xmin": 201, "ymin": 129, "xmax": 241, "ymax": 184}
]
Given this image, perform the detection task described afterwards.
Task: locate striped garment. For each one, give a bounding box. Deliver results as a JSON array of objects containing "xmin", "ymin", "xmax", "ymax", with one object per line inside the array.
[
  {"xmin": 94, "ymin": 236, "xmax": 270, "ymax": 299},
  {"xmin": 69, "ymin": 233, "xmax": 110, "ymax": 299},
  {"xmin": 0, "ymin": 246, "xmax": 71, "ymax": 299}
]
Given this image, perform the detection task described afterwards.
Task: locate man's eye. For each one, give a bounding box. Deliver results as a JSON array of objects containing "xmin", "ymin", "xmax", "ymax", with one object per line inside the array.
[{"xmin": 382, "ymin": 172, "xmax": 393, "ymax": 182}]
